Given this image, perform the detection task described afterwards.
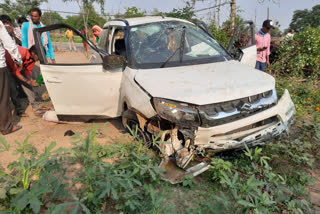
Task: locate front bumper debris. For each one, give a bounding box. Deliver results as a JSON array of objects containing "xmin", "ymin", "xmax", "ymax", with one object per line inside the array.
[
  {"xmin": 159, "ymin": 159, "xmax": 210, "ymax": 184},
  {"xmin": 159, "ymin": 90, "xmax": 295, "ymax": 184}
]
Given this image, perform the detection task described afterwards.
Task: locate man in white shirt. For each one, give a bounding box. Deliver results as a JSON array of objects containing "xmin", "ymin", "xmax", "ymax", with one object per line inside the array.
[
  {"xmin": 286, "ymin": 29, "xmax": 296, "ymax": 39},
  {"xmin": 0, "ymin": 20, "xmax": 23, "ymax": 135}
]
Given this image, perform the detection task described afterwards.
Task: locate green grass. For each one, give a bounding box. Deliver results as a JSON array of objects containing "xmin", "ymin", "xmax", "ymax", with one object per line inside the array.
[{"xmin": 51, "ymin": 35, "xmax": 91, "ymax": 44}]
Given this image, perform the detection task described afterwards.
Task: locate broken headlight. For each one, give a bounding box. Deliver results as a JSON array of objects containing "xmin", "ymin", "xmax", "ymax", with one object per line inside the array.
[{"xmin": 153, "ymin": 98, "xmax": 200, "ymax": 127}]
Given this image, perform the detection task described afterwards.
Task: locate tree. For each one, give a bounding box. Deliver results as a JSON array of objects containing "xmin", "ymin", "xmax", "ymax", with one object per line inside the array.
[
  {"xmin": 63, "ymin": 5, "xmax": 105, "ymax": 30},
  {"xmin": 165, "ymin": 1, "xmax": 197, "ymax": 22},
  {"xmin": 41, "ymin": 12, "xmax": 64, "ymax": 25},
  {"xmin": 289, "ymin": 5, "xmax": 320, "ymax": 32},
  {"xmin": 0, "ymin": 0, "xmax": 48, "ymax": 21},
  {"xmin": 121, "ymin": 7, "xmax": 146, "ymax": 18},
  {"xmin": 151, "ymin": 8, "xmax": 162, "ymax": 16},
  {"xmin": 62, "ymin": 0, "xmax": 105, "ymax": 32},
  {"xmin": 63, "ymin": 15, "xmax": 83, "ymax": 29},
  {"xmin": 270, "ymin": 27, "xmax": 282, "ymax": 37},
  {"xmin": 230, "ymin": 0, "xmax": 236, "ymax": 32}
]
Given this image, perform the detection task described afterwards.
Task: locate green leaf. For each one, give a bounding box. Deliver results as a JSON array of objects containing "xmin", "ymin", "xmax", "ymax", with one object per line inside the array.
[
  {"xmin": 237, "ymin": 200, "xmax": 255, "ymax": 208},
  {"xmin": 0, "ymin": 137, "xmax": 10, "ymax": 152},
  {"xmin": 70, "ymin": 203, "xmax": 79, "ymax": 214},
  {"xmin": 30, "ymin": 197, "xmax": 42, "ymax": 214},
  {"xmin": 46, "ymin": 141, "xmax": 57, "ymax": 153},
  {"xmin": 9, "ymin": 187, "xmax": 24, "ymax": 195},
  {"xmin": 0, "ymin": 188, "xmax": 6, "ymax": 199},
  {"xmin": 80, "ymin": 203, "xmax": 91, "ymax": 214}
]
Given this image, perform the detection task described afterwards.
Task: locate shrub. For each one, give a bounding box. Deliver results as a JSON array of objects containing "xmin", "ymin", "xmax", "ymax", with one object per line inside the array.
[{"xmin": 270, "ymin": 26, "xmax": 320, "ymax": 78}]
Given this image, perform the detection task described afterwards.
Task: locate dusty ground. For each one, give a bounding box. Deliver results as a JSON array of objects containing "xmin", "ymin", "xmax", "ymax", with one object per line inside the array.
[{"xmin": 0, "ymin": 105, "xmax": 128, "ymax": 169}]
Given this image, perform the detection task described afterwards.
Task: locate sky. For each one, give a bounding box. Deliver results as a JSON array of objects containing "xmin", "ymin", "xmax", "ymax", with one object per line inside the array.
[{"xmin": 40, "ymin": 0, "xmax": 320, "ymax": 30}]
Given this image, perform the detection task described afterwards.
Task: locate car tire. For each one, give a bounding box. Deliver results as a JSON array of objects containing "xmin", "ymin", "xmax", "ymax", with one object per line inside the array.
[{"xmin": 122, "ymin": 109, "xmax": 152, "ymax": 147}]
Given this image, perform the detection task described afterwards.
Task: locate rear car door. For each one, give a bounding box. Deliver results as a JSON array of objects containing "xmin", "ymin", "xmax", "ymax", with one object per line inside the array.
[
  {"xmin": 34, "ymin": 24, "xmax": 122, "ymax": 119},
  {"xmin": 227, "ymin": 21, "xmax": 257, "ymax": 68}
]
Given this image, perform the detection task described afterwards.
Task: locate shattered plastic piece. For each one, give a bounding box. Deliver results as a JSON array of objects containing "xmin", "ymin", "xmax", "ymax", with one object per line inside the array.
[
  {"xmin": 42, "ymin": 110, "xmax": 59, "ymax": 122},
  {"xmin": 175, "ymin": 148, "xmax": 193, "ymax": 169},
  {"xmin": 159, "ymin": 158, "xmax": 210, "ymax": 184}
]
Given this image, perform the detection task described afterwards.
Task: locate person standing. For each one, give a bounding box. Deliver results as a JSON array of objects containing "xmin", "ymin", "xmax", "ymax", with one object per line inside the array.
[
  {"xmin": 15, "ymin": 16, "xmax": 28, "ymax": 42},
  {"xmin": 81, "ymin": 28, "xmax": 89, "ymax": 56},
  {"xmin": 0, "ymin": 15, "xmax": 21, "ymax": 45},
  {"xmin": 286, "ymin": 29, "xmax": 296, "ymax": 39},
  {"xmin": 21, "ymin": 8, "xmax": 55, "ymax": 63},
  {"xmin": 92, "ymin": 25, "xmax": 102, "ymax": 46},
  {"xmin": 65, "ymin": 29, "xmax": 77, "ymax": 51},
  {"xmin": 255, "ymin": 19, "xmax": 274, "ymax": 72},
  {"xmin": 0, "ymin": 20, "xmax": 23, "ymax": 135}
]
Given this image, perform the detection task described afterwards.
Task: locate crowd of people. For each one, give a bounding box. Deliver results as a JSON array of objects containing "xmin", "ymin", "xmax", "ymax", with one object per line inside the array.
[
  {"xmin": 0, "ymin": 8, "xmax": 48, "ymax": 135},
  {"xmin": 0, "ymin": 7, "xmax": 105, "ymax": 135},
  {"xmin": 0, "ymin": 7, "xmax": 57, "ymax": 135}
]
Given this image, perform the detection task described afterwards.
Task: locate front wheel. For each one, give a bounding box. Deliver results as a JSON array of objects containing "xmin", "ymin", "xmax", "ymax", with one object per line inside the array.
[{"xmin": 122, "ymin": 110, "xmax": 151, "ymax": 147}]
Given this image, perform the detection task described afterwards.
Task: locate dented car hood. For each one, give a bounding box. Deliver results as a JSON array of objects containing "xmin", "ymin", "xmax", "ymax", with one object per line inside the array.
[{"xmin": 134, "ymin": 60, "xmax": 275, "ymax": 105}]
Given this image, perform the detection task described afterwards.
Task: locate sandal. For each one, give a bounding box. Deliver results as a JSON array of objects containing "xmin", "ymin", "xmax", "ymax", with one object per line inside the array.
[
  {"xmin": 2, "ymin": 125, "xmax": 22, "ymax": 135},
  {"xmin": 18, "ymin": 113, "xmax": 29, "ymax": 117}
]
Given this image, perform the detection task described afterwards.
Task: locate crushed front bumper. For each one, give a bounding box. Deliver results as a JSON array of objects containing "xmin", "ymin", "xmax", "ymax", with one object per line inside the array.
[{"xmin": 194, "ymin": 89, "xmax": 295, "ymax": 151}]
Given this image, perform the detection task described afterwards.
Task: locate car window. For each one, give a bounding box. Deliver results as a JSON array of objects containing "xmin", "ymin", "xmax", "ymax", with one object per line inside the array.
[
  {"xmin": 230, "ymin": 24, "xmax": 254, "ymax": 49},
  {"xmin": 98, "ymin": 28, "xmax": 108, "ymax": 50},
  {"xmin": 111, "ymin": 28, "xmax": 126, "ymax": 58},
  {"xmin": 40, "ymin": 27, "xmax": 102, "ymax": 64},
  {"xmin": 129, "ymin": 21, "xmax": 231, "ymax": 69}
]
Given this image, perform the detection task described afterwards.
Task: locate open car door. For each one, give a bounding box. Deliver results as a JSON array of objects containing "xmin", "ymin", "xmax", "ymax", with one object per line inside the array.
[
  {"xmin": 33, "ymin": 24, "xmax": 123, "ymax": 120},
  {"xmin": 227, "ymin": 21, "xmax": 256, "ymax": 68}
]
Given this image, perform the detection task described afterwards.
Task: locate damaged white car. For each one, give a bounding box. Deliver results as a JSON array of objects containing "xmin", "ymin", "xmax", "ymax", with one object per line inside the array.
[{"xmin": 34, "ymin": 17, "xmax": 295, "ymax": 183}]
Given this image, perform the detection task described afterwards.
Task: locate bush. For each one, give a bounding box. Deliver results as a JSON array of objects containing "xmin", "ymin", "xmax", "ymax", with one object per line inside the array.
[
  {"xmin": 276, "ymin": 77, "xmax": 320, "ymax": 117},
  {"xmin": 209, "ymin": 23, "xmax": 231, "ymax": 48},
  {"xmin": 270, "ymin": 26, "xmax": 320, "ymax": 78}
]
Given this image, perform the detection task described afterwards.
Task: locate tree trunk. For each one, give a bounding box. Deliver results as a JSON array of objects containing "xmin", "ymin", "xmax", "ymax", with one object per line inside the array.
[
  {"xmin": 217, "ymin": 0, "xmax": 221, "ymax": 27},
  {"xmin": 230, "ymin": 0, "xmax": 236, "ymax": 35}
]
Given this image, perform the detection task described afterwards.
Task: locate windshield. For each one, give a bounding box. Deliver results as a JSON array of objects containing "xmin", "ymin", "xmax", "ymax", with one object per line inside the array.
[{"xmin": 129, "ymin": 21, "xmax": 231, "ymax": 69}]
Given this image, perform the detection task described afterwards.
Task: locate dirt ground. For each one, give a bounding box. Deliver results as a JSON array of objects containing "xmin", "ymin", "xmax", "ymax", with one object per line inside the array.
[{"xmin": 0, "ymin": 105, "xmax": 128, "ymax": 169}]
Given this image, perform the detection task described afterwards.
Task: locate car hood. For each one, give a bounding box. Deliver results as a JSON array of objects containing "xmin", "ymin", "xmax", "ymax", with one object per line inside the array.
[{"xmin": 134, "ymin": 60, "xmax": 275, "ymax": 105}]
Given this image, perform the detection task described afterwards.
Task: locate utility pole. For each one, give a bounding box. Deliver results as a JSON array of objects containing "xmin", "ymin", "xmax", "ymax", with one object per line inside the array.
[
  {"xmin": 217, "ymin": 0, "xmax": 221, "ymax": 27},
  {"xmin": 267, "ymin": 7, "xmax": 269, "ymax": 19},
  {"xmin": 230, "ymin": 0, "xmax": 236, "ymax": 34},
  {"xmin": 255, "ymin": 8, "xmax": 257, "ymax": 25}
]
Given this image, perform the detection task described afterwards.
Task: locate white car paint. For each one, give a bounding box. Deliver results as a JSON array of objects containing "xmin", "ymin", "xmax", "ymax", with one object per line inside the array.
[
  {"xmin": 120, "ymin": 67, "xmax": 157, "ymax": 118},
  {"xmin": 40, "ymin": 64, "xmax": 122, "ymax": 117},
  {"xmin": 241, "ymin": 45, "xmax": 257, "ymax": 68},
  {"xmin": 134, "ymin": 60, "xmax": 275, "ymax": 105},
  {"xmin": 103, "ymin": 16, "xmax": 194, "ymax": 28}
]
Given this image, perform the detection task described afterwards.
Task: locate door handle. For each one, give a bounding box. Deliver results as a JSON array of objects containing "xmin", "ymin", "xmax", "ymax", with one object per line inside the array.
[{"xmin": 47, "ymin": 77, "xmax": 62, "ymax": 83}]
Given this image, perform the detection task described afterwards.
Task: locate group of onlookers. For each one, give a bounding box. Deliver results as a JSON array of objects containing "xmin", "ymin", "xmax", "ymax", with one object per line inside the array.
[{"xmin": 0, "ymin": 7, "xmax": 52, "ymax": 135}]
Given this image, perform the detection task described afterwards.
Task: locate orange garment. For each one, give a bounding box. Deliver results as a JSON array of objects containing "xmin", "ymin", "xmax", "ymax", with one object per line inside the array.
[{"xmin": 5, "ymin": 46, "xmax": 34, "ymax": 77}]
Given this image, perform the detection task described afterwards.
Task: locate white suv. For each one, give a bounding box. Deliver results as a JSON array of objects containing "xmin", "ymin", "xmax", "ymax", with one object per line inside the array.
[{"xmin": 35, "ymin": 17, "xmax": 295, "ymax": 179}]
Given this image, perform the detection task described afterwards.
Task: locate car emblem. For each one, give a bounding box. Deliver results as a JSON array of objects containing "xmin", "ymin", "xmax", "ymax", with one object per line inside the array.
[{"xmin": 239, "ymin": 103, "xmax": 252, "ymax": 114}]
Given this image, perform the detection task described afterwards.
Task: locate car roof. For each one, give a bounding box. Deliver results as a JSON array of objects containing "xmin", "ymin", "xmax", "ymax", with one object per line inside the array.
[{"xmin": 103, "ymin": 16, "xmax": 194, "ymax": 28}]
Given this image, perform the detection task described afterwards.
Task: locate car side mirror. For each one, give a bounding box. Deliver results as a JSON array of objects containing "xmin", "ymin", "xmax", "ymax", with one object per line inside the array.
[
  {"xmin": 102, "ymin": 55, "xmax": 127, "ymax": 70},
  {"xmin": 230, "ymin": 48, "xmax": 244, "ymax": 61}
]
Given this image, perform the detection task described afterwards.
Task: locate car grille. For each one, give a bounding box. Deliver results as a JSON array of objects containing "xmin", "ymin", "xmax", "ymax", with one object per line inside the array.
[{"xmin": 199, "ymin": 90, "xmax": 277, "ymax": 127}]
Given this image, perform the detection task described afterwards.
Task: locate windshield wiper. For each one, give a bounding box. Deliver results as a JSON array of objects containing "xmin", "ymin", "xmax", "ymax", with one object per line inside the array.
[{"xmin": 160, "ymin": 27, "xmax": 186, "ymax": 68}]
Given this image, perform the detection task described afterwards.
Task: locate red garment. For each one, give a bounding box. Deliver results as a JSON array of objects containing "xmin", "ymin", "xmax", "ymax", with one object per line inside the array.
[{"xmin": 5, "ymin": 46, "xmax": 35, "ymax": 77}]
